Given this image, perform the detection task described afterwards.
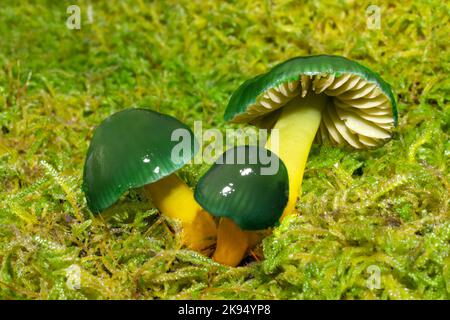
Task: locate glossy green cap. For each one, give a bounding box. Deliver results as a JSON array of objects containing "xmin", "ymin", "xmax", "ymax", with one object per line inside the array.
[
  {"xmin": 225, "ymin": 55, "xmax": 398, "ymax": 125},
  {"xmin": 194, "ymin": 145, "xmax": 289, "ymax": 230},
  {"xmin": 82, "ymin": 108, "xmax": 198, "ymax": 213}
]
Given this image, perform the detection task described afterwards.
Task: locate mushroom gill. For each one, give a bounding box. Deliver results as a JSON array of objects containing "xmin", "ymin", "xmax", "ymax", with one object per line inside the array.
[{"xmin": 232, "ymin": 73, "xmax": 395, "ymax": 148}]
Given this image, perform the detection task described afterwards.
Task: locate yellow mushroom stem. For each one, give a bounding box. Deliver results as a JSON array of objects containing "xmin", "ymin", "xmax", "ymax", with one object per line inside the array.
[
  {"xmin": 266, "ymin": 93, "xmax": 327, "ymax": 219},
  {"xmin": 212, "ymin": 218, "xmax": 261, "ymax": 266},
  {"xmin": 145, "ymin": 173, "xmax": 217, "ymax": 254},
  {"xmin": 213, "ymin": 93, "xmax": 327, "ymax": 266}
]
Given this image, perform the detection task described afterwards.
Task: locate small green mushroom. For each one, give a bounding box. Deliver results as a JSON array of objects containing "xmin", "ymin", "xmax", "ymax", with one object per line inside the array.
[
  {"xmin": 194, "ymin": 145, "xmax": 289, "ymax": 266},
  {"xmin": 217, "ymin": 55, "xmax": 397, "ymax": 266},
  {"xmin": 83, "ymin": 108, "xmax": 217, "ymax": 253}
]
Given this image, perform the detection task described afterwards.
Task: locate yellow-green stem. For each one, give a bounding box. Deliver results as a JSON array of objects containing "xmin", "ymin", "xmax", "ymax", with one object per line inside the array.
[{"xmin": 266, "ymin": 93, "xmax": 327, "ymax": 219}]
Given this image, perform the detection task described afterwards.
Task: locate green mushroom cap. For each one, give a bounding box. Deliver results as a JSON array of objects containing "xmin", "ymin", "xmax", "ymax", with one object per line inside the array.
[
  {"xmin": 194, "ymin": 145, "xmax": 289, "ymax": 230},
  {"xmin": 225, "ymin": 55, "xmax": 397, "ymax": 149},
  {"xmin": 82, "ymin": 108, "xmax": 198, "ymax": 213}
]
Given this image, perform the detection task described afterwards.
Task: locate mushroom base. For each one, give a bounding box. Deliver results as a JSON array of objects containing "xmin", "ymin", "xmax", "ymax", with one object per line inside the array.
[
  {"xmin": 145, "ymin": 174, "xmax": 217, "ymax": 254},
  {"xmin": 213, "ymin": 218, "xmax": 262, "ymax": 266}
]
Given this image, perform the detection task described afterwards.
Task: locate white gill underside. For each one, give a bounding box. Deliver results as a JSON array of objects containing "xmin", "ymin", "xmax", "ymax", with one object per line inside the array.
[{"xmin": 233, "ymin": 73, "xmax": 395, "ymax": 148}]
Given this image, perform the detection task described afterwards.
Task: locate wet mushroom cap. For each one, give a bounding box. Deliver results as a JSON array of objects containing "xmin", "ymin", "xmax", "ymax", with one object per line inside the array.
[
  {"xmin": 194, "ymin": 145, "xmax": 289, "ymax": 230},
  {"xmin": 224, "ymin": 55, "xmax": 397, "ymax": 148},
  {"xmin": 82, "ymin": 108, "xmax": 198, "ymax": 213}
]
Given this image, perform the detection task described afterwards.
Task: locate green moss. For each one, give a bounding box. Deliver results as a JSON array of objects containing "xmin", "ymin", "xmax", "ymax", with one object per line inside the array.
[{"xmin": 0, "ymin": 0, "xmax": 449, "ymax": 299}]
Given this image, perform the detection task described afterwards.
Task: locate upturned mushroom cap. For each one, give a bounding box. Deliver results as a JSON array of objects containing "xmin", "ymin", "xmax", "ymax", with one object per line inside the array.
[
  {"xmin": 83, "ymin": 108, "xmax": 198, "ymax": 213},
  {"xmin": 224, "ymin": 55, "xmax": 397, "ymax": 148},
  {"xmin": 194, "ymin": 145, "xmax": 289, "ymax": 230}
]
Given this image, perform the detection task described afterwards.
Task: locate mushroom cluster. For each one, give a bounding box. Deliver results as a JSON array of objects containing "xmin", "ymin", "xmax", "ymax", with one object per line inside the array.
[{"xmin": 82, "ymin": 54, "xmax": 397, "ymax": 267}]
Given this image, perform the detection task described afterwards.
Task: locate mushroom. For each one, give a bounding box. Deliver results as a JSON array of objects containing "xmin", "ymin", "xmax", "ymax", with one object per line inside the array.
[
  {"xmin": 217, "ymin": 55, "xmax": 397, "ymax": 265},
  {"xmin": 194, "ymin": 145, "xmax": 289, "ymax": 266},
  {"xmin": 83, "ymin": 108, "xmax": 217, "ymax": 254}
]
